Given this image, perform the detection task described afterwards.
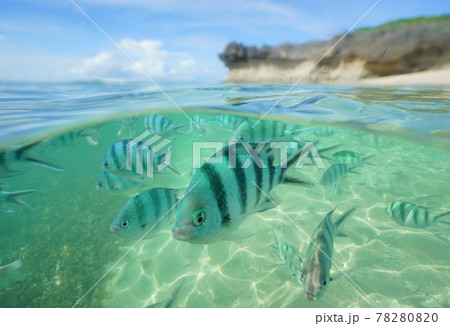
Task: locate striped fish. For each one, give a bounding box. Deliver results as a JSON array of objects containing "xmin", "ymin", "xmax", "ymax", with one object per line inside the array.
[
  {"xmin": 189, "ymin": 115, "xmax": 213, "ymax": 137},
  {"xmin": 0, "ymin": 142, "xmax": 63, "ymax": 175},
  {"xmin": 231, "ymin": 120, "xmax": 298, "ymax": 142},
  {"xmin": 96, "ymin": 171, "xmax": 141, "ymax": 192},
  {"xmin": 117, "ymin": 117, "xmax": 138, "ymax": 139},
  {"xmin": 110, "ymin": 187, "xmax": 179, "ymax": 238},
  {"xmin": 332, "ymin": 150, "xmax": 374, "ymax": 166},
  {"xmin": 172, "ymin": 142, "xmax": 313, "ymax": 244},
  {"xmin": 215, "ymin": 115, "xmax": 247, "ymax": 130},
  {"xmin": 385, "ymin": 201, "xmax": 450, "ymax": 228},
  {"xmin": 272, "ymin": 231, "xmax": 303, "ymax": 284},
  {"xmin": 320, "ymin": 163, "xmax": 360, "ymax": 186},
  {"xmin": 43, "ymin": 126, "xmax": 102, "ymax": 150},
  {"xmin": 301, "ymin": 207, "xmax": 356, "ymax": 301},
  {"xmin": 0, "ymin": 189, "xmax": 35, "ymax": 210},
  {"xmin": 144, "ymin": 115, "xmax": 186, "ymax": 138},
  {"xmin": 101, "ymin": 139, "xmax": 179, "ymax": 178}
]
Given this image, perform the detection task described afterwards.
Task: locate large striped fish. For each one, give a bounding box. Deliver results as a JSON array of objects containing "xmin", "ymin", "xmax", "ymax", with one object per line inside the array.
[
  {"xmin": 172, "ymin": 142, "xmax": 313, "ymax": 244},
  {"xmin": 101, "ymin": 139, "xmax": 179, "ymax": 178},
  {"xmin": 301, "ymin": 207, "xmax": 356, "ymax": 301},
  {"xmin": 144, "ymin": 115, "xmax": 186, "ymax": 138},
  {"xmin": 272, "ymin": 231, "xmax": 303, "ymax": 284},
  {"xmin": 385, "ymin": 201, "xmax": 450, "ymax": 228},
  {"xmin": 110, "ymin": 187, "xmax": 179, "ymax": 238}
]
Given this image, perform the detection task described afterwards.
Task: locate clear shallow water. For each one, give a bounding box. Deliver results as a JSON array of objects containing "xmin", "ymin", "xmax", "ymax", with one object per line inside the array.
[{"xmin": 0, "ymin": 81, "xmax": 449, "ymax": 307}]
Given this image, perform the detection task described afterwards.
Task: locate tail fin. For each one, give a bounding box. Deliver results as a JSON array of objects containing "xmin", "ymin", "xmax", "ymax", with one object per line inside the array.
[
  {"xmin": 146, "ymin": 279, "xmax": 184, "ymax": 308},
  {"xmin": 163, "ymin": 279, "xmax": 184, "ymax": 308},
  {"xmin": 159, "ymin": 147, "xmax": 180, "ymax": 175},
  {"xmin": 24, "ymin": 157, "xmax": 64, "ymax": 172},
  {"xmin": 3, "ymin": 259, "xmax": 26, "ymax": 282},
  {"xmin": 317, "ymin": 144, "xmax": 340, "ymax": 155},
  {"xmin": 314, "ymin": 144, "xmax": 340, "ymax": 161},
  {"xmin": 5, "ymin": 189, "xmax": 35, "ymax": 209},
  {"xmin": 117, "ymin": 125, "xmax": 134, "ymax": 139},
  {"xmin": 281, "ymin": 146, "xmax": 315, "ymax": 186},
  {"xmin": 363, "ymin": 154, "xmax": 376, "ymax": 166},
  {"xmin": 174, "ymin": 123, "xmax": 188, "ymax": 135},
  {"xmin": 16, "ymin": 141, "xmax": 63, "ymax": 172},
  {"xmin": 333, "ymin": 207, "xmax": 357, "ymax": 232},
  {"xmin": 436, "ymin": 211, "xmax": 450, "ymax": 221},
  {"xmin": 272, "ymin": 230, "xmax": 280, "ymax": 250}
]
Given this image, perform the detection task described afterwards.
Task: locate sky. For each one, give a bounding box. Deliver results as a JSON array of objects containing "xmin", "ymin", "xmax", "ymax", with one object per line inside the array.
[{"xmin": 0, "ymin": 0, "xmax": 449, "ymax": 82}]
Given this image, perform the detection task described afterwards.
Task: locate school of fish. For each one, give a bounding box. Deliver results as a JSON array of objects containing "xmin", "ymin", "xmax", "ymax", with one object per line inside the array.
[{"xmin": 1, "ymin": 111, "xmax": 448, "ymax": 306}]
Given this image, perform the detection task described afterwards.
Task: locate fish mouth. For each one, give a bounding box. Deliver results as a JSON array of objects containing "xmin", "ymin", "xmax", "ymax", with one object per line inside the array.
[
  {"xmin": 109, "ymin": 225, "xmax": 120, "ymax": 233},
  {"xmin": 172, "ymin": 228, "xmax": 190, "ymax": 241},
  {"xmin": 306, "ymin": 292, "xmax": 317, "ymax": 301}
]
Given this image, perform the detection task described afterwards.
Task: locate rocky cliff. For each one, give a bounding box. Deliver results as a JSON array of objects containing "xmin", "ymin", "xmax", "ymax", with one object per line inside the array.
[{"xmin": 219, "ymin": 16, "xmax": 450, "ymax": 84}]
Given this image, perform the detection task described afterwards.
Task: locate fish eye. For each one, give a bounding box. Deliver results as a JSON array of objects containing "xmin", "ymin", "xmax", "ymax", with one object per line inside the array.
[
  {"xmin": 238, "ymin": 135, "xmax": 245, "ymax": 142},
  {"xmin": 193, "ymin": 210, "xmax": 206, "ymax": 226},
  {"xmin": 121, "ymin": 219, "xmax": 129, "ymax": 228},
  {"xmin": 104, "ymin": 162, "xmax": 109, "ymax": 167},
  {"xmin": 322, "ymin": 280, "xmax": 327, "ymax": 286}
]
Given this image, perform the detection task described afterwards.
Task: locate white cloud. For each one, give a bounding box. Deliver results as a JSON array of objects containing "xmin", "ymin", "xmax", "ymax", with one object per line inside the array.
[
  {"xmin": 179, "ymin": 59, "xmax": 196, "ymax": 68},
  {"xmin": 71, "ymin": 38, "xmax": 211, "ymax": 81},
  {"xmin": 0, "ymin": 35, "xmax": 6, "ymax": 41}
]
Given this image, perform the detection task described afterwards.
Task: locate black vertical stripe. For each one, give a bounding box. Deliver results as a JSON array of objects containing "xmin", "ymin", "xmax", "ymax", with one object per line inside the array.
[
  {"xmin": 104, "ymin": 171, "xmax": 113, "ymax": 188},
  {"xmin": 164, "ymin": 117, "xmax": 171, "ymax": 131},
  {"xmin": 268, "ymin": 154, "xmax": 275, "ymax": 190},
  {"xmin": 152, "ymin": 190, "xmax": 161, "ymax": 222},
  {"xmin": 159, "ymin": 116, "xmax": 165, "ymax": 135},
  {"xmin": 233, "ymin": 155, "xmax": 247, "ymax": 214},
  {"xmin": 111, "ymin": 143, "xmax": 121, "ymax": 170},
  {"xmin": 254, "ymin": 160, "xmax": 262, "ymax": 205},
  {"xmin": 134, "ymin": 194, "xmax": 147, "ymax": 227},
  {"xmin": 413, "ymin": 207, "xmax": 419, "ymax": 225},
  {"xmin": 424, "ymin": 209, "xmax": 429, "ymax": 223},
  {"xmin": 201, "ymin": 163, "xmax": 230, "ymax": 224},
  {"xmin": 272, "ymin": 121, "xmax": 277, "ymax": 138},
  {"xmin": 399, "ymin": 202, "xmax": 407, "ymax": 222},
  {"xmin": 249, "ymin": 124, "xmax": 254, "ymax": 141},
  {"xmin": 260, "ymin": 122, "xmax": 266, "ymax": 140},
  {"xmin": 0, "ymin": 152, "xmax": 6, "ymax": 169},
  {"xmin": 152, "ymin": 115, "xmax": 157, "ymax": 133},
  {"xmin": 164, "ymin": 188, "xmax": 173, "ymax": 210}
]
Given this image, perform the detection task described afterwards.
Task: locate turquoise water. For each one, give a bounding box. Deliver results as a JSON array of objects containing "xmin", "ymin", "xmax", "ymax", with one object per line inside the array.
[{"xmin": 0, "ymin": 81, "xmax": 449, "ymax": 307}]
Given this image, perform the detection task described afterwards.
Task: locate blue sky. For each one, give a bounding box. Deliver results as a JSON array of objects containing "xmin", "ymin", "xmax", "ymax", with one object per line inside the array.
[{"xmin": 0, "ymin": 0, "xmax": 449, "ymax": 82}]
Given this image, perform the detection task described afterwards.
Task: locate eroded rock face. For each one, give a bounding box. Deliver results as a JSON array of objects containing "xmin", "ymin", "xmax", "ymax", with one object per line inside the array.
[{"xmin": 219, "ymin": 19, "xmax": 450, "ymax": 81}]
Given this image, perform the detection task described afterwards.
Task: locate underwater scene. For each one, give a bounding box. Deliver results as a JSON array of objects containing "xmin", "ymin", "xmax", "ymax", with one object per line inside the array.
[{"xmin": 0, "ymin": 81, "xmax": 449, "ymax": 308}]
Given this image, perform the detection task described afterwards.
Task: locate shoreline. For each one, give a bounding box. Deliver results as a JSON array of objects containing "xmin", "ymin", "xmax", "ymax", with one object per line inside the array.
[{"xmin": 224, "ymin": 64, "xmax": 450, "ymax": 87}]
